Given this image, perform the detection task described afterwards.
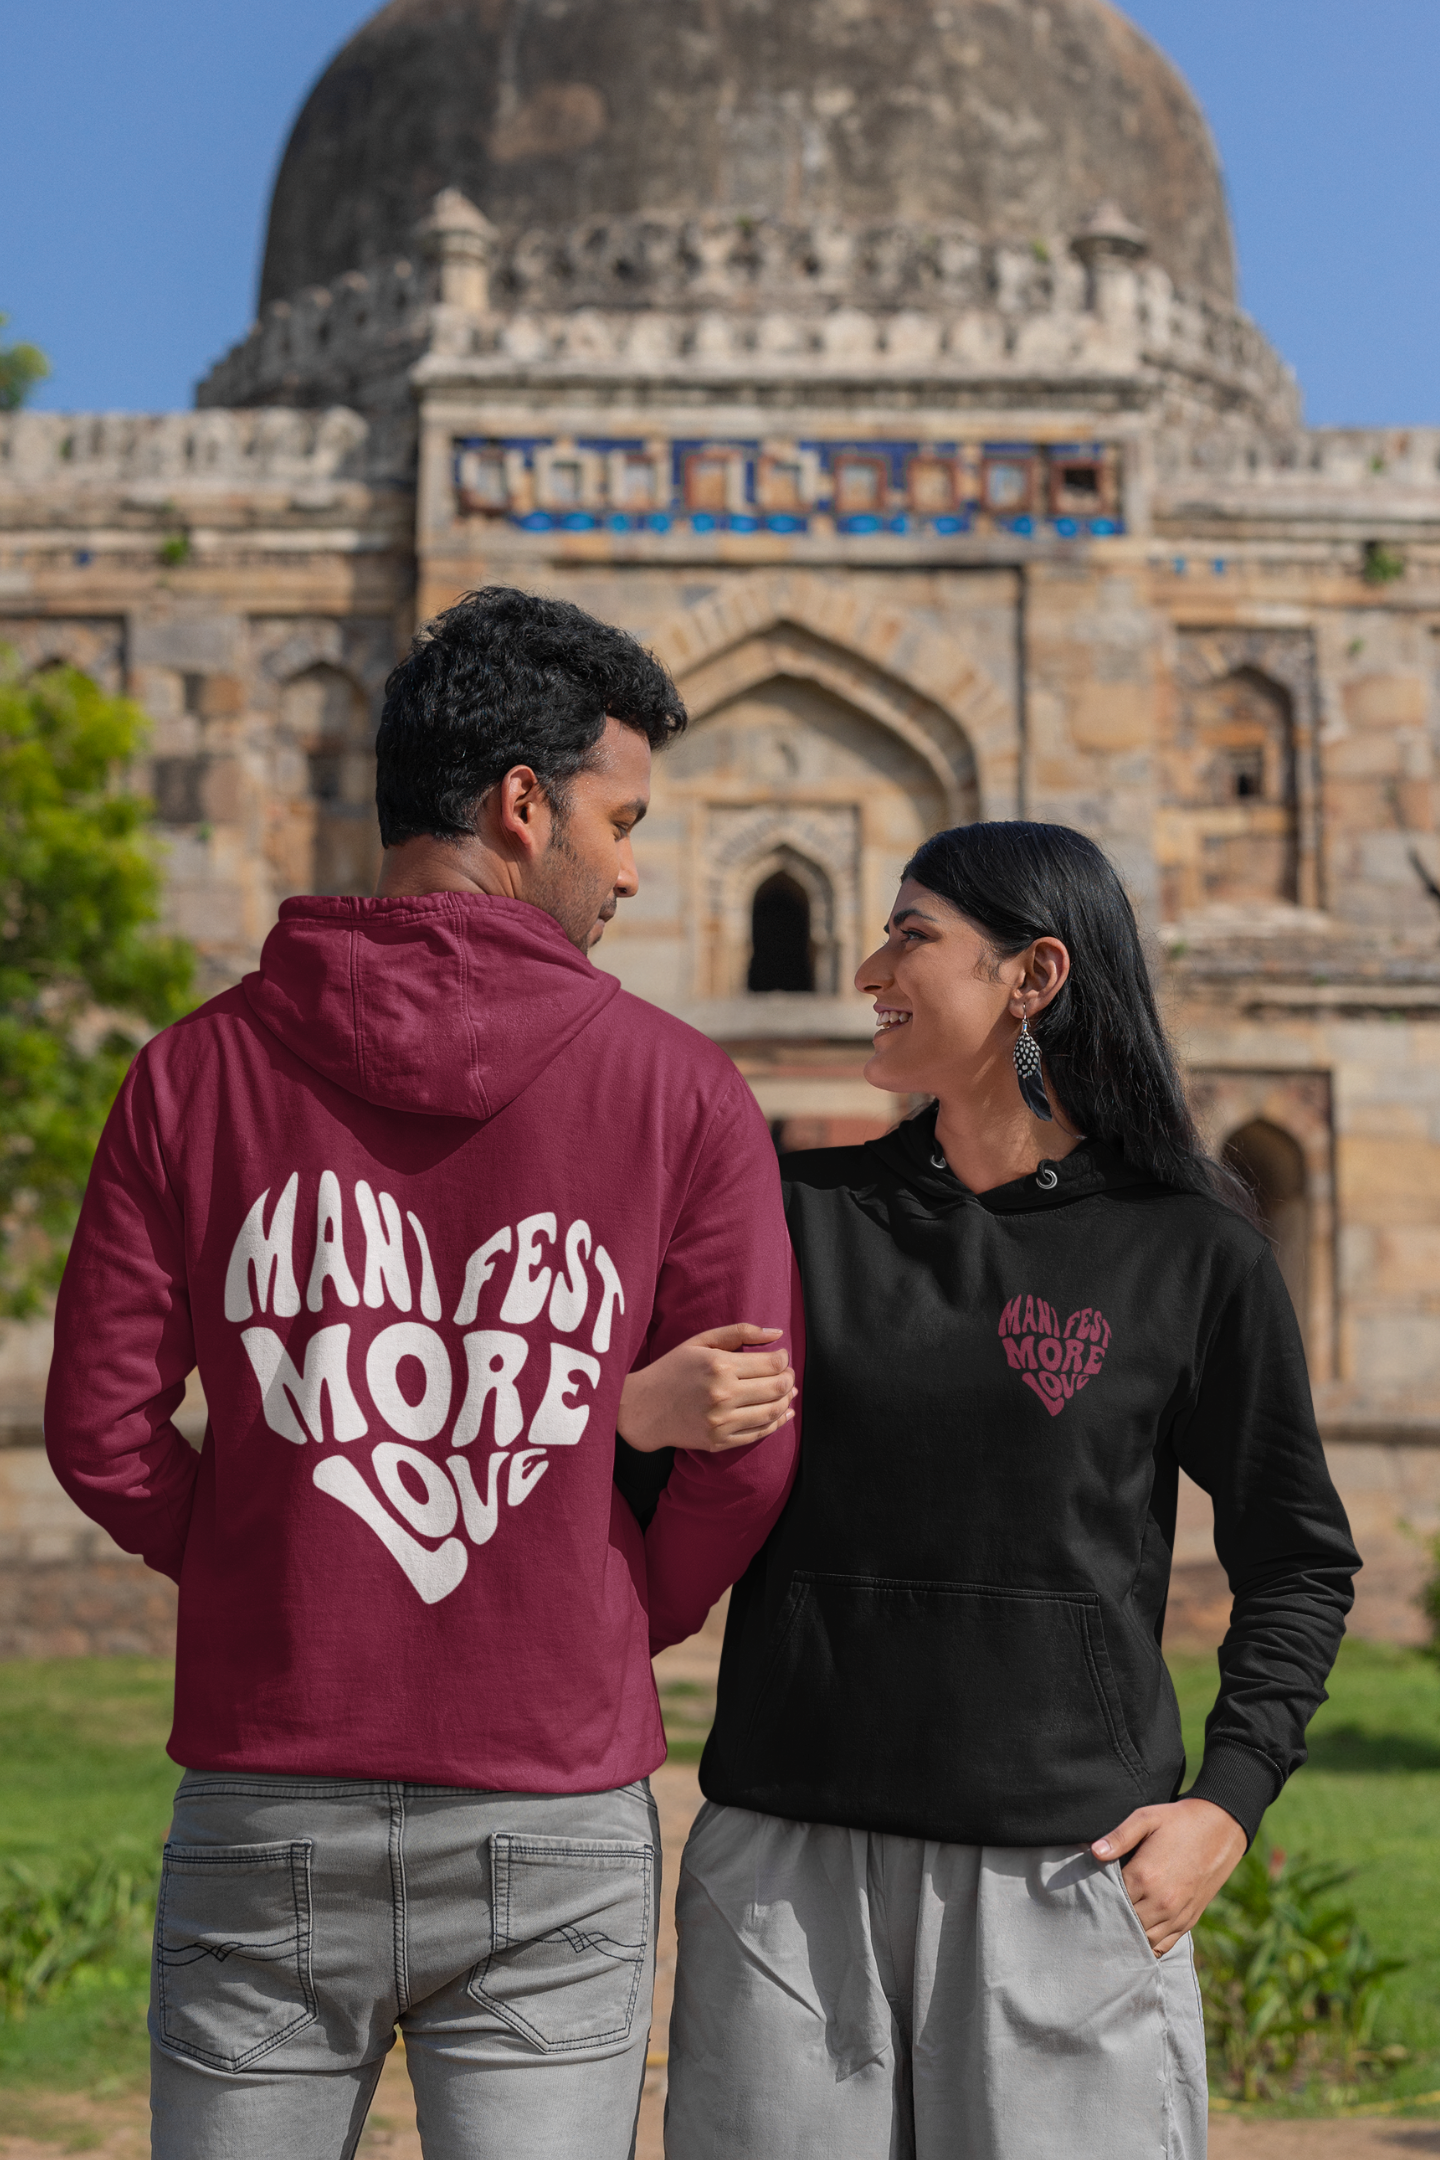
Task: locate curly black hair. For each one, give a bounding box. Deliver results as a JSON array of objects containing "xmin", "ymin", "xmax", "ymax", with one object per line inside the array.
[{"xmin": 376, "ymin": 586, "xmax": 687, "ymax": 847}]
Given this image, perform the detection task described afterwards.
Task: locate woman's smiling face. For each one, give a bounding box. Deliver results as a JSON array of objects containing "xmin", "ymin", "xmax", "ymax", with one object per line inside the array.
[{"xmin": 857, "ymin": 878, "xmax": 1017, "ymax": 1099}]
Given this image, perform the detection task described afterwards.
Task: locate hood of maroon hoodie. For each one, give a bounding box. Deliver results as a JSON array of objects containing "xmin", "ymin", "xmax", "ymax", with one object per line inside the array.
[{"xmin": 242, "ymin": 892, "xmax": 620, "ymax": 1120}]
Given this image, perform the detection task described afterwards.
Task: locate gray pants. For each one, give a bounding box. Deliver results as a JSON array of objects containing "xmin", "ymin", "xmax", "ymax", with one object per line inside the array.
[
  {"xmin": 150, "ymin": 1770, "xmax": 659, "ymax": 2159},
  {"xmin": 667, "ymin": 1801, "xmax": 1207, "ymax": 2160}
]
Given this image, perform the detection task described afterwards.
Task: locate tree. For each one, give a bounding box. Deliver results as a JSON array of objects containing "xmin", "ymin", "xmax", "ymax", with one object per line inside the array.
[
  {"xmin": 0, "ymin": 655, "xmax": 195, "ymax": 1314},
  {"xmin": 0, "ymin": 315, "xmax": 50, "ymax": 412}
]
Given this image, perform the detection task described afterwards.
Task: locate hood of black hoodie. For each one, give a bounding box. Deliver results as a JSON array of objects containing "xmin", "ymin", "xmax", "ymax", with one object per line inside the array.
[
  {"xmin": 242, "ymin": 892, "xmax": 619, "ymax": 1122},
  {"xmin": 864, "ymin": 1103, "xmax": 1153, "ymax": 1214}
]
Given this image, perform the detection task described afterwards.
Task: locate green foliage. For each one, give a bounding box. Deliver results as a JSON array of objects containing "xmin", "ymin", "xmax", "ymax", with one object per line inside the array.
[
  {"xmin": 0, "ymin": 654, "xmax": 195, "ymax": 1313},
  {"xmin": 0, "ymin": 1857, "xmax": 154, "ymax": 2019},
  {"xmin": 1195, "ymin": 1841, "xmax": 1406, "ymax": 2101},
  {"xmin": 1362, "ymin": 540, "xmax": 1406, "ymax": 585},
  {"xmin": 0, "ymin": 315, "xmax": 50, "ymax": 413},
  {"xmin": 157, "ymin": 533, "xmax": 191, "ymax": 568},
  {"xmin": 1420, "ymin": 1535, "xmax": 1440, "ymax": 1668}
]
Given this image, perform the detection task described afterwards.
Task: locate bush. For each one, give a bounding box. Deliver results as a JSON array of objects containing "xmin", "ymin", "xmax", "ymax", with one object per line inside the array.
[
  {"xmin": 1421, "ymin": 1534, "xmax": 1440, "ymax": 1667},
  {"xmin": 1195, "ymin": 1841, "xmax": 1405, "ymax": 2101},
  {"xmin": 0, "ymin": 1857, "xmax": 153, "ymax": 2019},
  {"xmin": 0, "ymin": 654, "xmax": 195, "ymax": 1311}
]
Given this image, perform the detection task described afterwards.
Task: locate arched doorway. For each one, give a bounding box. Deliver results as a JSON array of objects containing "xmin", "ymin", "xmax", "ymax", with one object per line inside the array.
[
  {"xmin": 1224, "ymin": 1119, "xmax": 1310, "ymax": 1326},
  {"xmin": 749, "ymin": 871, "xmax": 815, "ymax": 992},
  {"xmin": 276, "ymin": 665, "xmax": 380, "ymax": 897},
  {"xmin": 1162, "ymin": 663, "xmax": 1301, "ymax": 917}
]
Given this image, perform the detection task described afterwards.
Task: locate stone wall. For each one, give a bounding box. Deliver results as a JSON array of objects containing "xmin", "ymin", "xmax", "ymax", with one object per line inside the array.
[{"xmin": 0, "ymin": 1448, "xmax": 176, "ymax": 1658}]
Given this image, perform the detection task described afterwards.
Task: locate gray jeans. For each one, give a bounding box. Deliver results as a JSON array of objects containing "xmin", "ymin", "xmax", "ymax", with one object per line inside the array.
[
  {"xmin": 149, "ymin": 1770, "xmax": 659, "ymax": 2159},
  {"xmin": 666, "ymin": 1801, "xmax": 1207, "ymax": 2160}
]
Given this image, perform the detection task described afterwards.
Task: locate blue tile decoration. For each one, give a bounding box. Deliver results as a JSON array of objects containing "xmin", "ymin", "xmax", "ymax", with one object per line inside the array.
[{"xmin": 453, "ymin": 437, "xmax": 1122, "ymax": 539}]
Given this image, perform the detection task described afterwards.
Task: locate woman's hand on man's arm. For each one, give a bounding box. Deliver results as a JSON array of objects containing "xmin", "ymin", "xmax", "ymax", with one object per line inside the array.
[
  {"xmin": 618, "ymin": 1324, "xmax": 796, "ymax": 1455},
  {"xmin": 1091, "ymin": 1797, "xmax": 1248, "ymax": 1956}
]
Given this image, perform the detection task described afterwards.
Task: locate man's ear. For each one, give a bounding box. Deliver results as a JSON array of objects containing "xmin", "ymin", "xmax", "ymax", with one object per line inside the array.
[{"xmin": 489, "ymin": 765, "xmax": 549, "ymax": 858}]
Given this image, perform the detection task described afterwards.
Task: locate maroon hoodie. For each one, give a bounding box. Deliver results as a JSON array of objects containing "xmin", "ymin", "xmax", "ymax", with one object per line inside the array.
[{"xmin": 45, "ymin": 895, "xmax": 799, "ymax": 1791}]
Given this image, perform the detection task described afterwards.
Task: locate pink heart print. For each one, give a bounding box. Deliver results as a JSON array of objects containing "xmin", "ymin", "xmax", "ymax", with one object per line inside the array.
[{"xmin": 997, "ymin": 1293, "xmax": 1111, "ymax": 1418}]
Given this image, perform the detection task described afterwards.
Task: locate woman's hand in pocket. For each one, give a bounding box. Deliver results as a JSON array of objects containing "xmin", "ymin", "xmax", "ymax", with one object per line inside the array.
[
  {"xmin": 1091, "ymin": 1797, "xmax": 1248, "ymax": 1955},
  {"xmin": 617, "ymin": 1326, "xmax": 796, "ymax": 1455}
]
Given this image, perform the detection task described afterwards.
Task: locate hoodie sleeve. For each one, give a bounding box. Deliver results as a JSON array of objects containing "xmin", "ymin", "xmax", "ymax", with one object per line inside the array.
[
  {"xmin": 44, "ymin": 1051, "xmax": 200, "ymax": 1583},
  {"xmin": 641, "ymin": 1070, "xmax": 802, "ymax": 1655},
  {"xmin": 1170, "ymin": 1242, "xmax": 1360, "ymax": 1841}
]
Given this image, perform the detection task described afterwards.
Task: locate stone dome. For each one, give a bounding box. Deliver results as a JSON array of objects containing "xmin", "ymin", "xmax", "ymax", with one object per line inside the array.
[{"xmin": 260, "ymin": 0, "xmax": 1236, "ymax": 309}]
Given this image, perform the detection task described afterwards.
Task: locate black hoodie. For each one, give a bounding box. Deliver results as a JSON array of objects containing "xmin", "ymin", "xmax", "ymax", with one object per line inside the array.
[{"xmin": 698, "ymin": 1111, "xmax": 1360, "ymax": 1846}]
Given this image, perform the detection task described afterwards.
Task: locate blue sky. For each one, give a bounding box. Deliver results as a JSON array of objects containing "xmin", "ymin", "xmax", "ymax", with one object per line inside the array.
[{"xmin": 4, "ymin": 1, "xmax": 1437, "ymax": 426}]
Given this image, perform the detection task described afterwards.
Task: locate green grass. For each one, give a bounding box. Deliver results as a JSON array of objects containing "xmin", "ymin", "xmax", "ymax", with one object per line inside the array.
[
  {"xmin": 1170, "ymin": 1638, "xmax": 1440, "ymax": 2109},
  {"xmin": 2, "ymin": 1644, "xmax": 1437, "ymax": 2116},
  {"xmin": 0, "ymin": 1659, "xmax": 175, "ymax": 2094},
  {"xmin": 656, "ymin": 1677, "xmax": 715, "ymax": 1765}
]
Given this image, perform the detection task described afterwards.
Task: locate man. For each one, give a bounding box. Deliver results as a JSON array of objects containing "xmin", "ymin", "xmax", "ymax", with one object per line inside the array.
[{"xmin": 46, "ymin": 587, "xmax": 799, "ymax": 2158}]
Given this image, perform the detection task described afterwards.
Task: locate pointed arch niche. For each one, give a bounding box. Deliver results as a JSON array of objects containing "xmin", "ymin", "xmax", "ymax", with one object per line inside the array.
[
  {"xmin": 273, "ymin": 663, "xmax": 381, "ymax": 899},
  {"xmin": 666, "ymin": 671, "xmax": 958, "ymax": 1000},
  {"xmin": 1164, "ymin": 629, "xmax": 1321, "ymax": 920},
  {"xmin": 600, "ymin": 584, "xmax": 997, "ymax": 1011},
  {"xmin": 1186, "ymin": 1069, "xmax": 1335, "ymax": 1379}
]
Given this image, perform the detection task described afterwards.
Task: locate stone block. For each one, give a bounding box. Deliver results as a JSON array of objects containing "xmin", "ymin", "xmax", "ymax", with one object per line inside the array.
[
  {"xmin": 1324, "ymin": 734, "xmax": 1402, "ymax": 779},
  {"xmin": 130, "ymin": 616, "xmax": 242, "ymax": 673},
  {"xmin": 1069, "ymin": 681, "xmax": 1153, "ymax": 752},
  {"xmin": 1337, "ymin": 1136, "xmax": 1440, "ymax": 1224},
  {"xmin": 199, "ymin": 674, "xmax": 246, "ymax": 719},
  {"xmin": 1348, "ymin": 1310, "xmax": 1440, "ymax": 1391},
  {"xmin": 0, "ymin": 1553, "xmax": 177, "ymax": 1660},
  {"xmin": 200, "ymin": 758, "xmax": 245, "ymax": 824},
  {"xmin": 1342, "ymin": 674, "xmax": 1428, "ymax": 730}
]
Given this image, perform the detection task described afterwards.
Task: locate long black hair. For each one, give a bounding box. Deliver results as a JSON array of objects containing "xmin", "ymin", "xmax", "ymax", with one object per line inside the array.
[{"xmin": 904, "ymin": 820, "xmax": 1252, "ymax": 1212}]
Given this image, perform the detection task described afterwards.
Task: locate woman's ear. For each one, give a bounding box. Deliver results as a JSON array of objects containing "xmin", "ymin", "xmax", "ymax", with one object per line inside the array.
[{"xmin": 1025, "ymin": 936, "xmax": 1071, "ymax": 1015}]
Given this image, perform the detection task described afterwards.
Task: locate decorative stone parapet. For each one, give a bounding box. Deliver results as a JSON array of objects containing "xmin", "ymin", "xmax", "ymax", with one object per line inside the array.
[
  {"xmin": 1157, "ymin": 426, "xmax": 1440, "ymax": 528},
  {"xmin": 0, "ymin": 406, "xmax": 409, "ymax": 510},
  {"xmin": 198, "ymin": 197, "xmax": 1299, "ymax": 430}
]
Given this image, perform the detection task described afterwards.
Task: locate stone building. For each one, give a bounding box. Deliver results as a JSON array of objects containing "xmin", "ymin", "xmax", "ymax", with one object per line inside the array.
[{"xmin": 2, "ymin": 0, "xmax": 1438, "ymax": 1653}]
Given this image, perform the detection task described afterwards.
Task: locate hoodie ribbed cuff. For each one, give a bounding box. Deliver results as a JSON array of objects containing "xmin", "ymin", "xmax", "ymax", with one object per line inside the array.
[{"xmin": 1185, "ymin": 1740, "xmax": 1283, "ymax": 1846}]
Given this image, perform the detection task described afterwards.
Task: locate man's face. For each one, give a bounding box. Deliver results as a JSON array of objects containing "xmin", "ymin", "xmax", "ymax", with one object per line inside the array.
[{"xmin": 526, "ymin": 717, "xmax": 651, "ymax": 951}]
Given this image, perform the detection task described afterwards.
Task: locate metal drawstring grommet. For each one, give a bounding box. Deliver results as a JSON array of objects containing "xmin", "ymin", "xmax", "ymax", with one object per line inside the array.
[{"xmin": 1035, "ymin": 1163, "xmax": 1059, "ymax": 1191}]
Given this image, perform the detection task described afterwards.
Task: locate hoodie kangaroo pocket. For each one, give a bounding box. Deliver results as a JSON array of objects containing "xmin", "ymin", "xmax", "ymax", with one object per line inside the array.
[{"xmin": 743, "ymin": 1572, "xmax": 1146, "ymax": 1842}]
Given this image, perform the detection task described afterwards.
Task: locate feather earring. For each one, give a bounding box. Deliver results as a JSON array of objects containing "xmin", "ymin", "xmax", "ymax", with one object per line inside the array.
[{"xmin": 1013, "ymin": 1015, "xmax": 1053, "ymax": 1122}]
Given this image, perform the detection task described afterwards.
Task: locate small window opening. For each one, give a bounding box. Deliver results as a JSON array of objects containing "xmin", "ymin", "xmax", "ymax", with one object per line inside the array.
[
  {"xmin": 983, "ymin": 458, "xmax": 1032, "ymax": 512},
  {"xmin": 308, "ymin": 749, "xmax": 344, "ymax": 804},
  {"xmin": 547, "ymin": 460, "xmax": 582, "ymax": 505},
  {"xmin": 685, "ymin": 455, "xmax": 731, "ymax": 512},
  {"xmin": 1230, "ymin": 747, "xmax": 1265, "ymax": 800},
  {"xmin": 834, "ymin": 457, "xmax": 885, "ymax": 514},
  {"xmin": 1059, "ymin": 463, "xmax": 1100, "ymax": 497},
  {"xmin": 617, "ymin": 457, "xmax": 657, "ymax": 508},
  {"xmin": 760, "ymin": 459, "xmax": 804, "ymax": 513},
  {"xmin": 458, "ymin": 447, "xmax": 508, "ymax": 512},
  {"xmin": 748, "ymin": 872, "xmax": 814, "ymax": 993}
]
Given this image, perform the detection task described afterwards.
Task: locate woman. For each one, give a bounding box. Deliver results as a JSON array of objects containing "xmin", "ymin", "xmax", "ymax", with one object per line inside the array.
[{"xmin": 661, "ymin": 821, "xmax": 1360, "ymax": 2160}]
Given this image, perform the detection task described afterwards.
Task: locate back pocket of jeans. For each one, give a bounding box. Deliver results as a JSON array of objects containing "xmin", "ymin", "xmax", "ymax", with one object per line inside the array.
[
  {"xmin": 466, "ymin": 1832, "xmax": 653, "ymax": 2054},
  {"xmin": 155, "ymin": 1841, "xmax": 316, "ymax": 2072}
]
